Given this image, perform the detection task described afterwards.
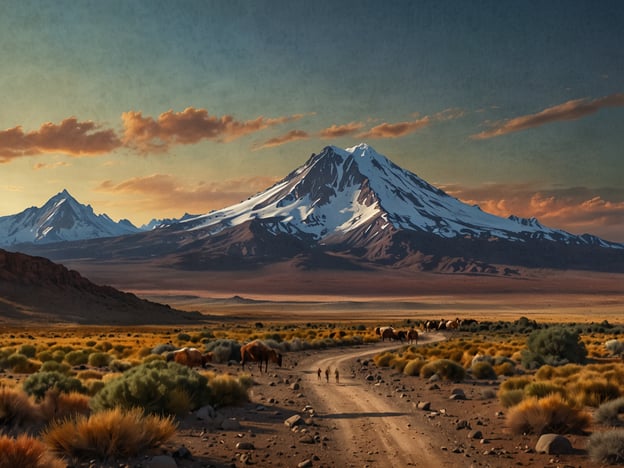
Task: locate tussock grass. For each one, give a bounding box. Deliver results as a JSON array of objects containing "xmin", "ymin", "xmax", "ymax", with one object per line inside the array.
[
  {"xmin": 40, "ymin": 389, "xmax": 90, "ymax": 422},
  {"xmin": 0, "ymin": 434, "xmax": 64, "ymax": 468},
  {"xmin": 506, "ymin": 394, "xmax": 591, "ymax": 435},
  {"xmin": 588, "ymin": 430, "xmax": 624, "ymax": 464},
  {"xmin": 595, "ymin": 397, "xmax": 624, "ymax": 426},
  {"xmin": 0, "ymin": 386, "xmax": 40, "ymax": 427},
  {"xmin": 420, "ymin": 359, "xmax": 465, "ymax": 381},
  {"xmin": 206, "ymin": 372, "xmax": 252, "ymax": 407},
  {"xmin": 43, "ymin": 407, "xmax": 177, "ymax": 459}
]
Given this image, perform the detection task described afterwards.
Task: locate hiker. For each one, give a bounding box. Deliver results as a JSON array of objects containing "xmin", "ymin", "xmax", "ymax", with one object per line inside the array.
[
  {"xmin": 325, "ymin": 367, "xmax": 330, "ymax": 383},
  {"xmin": 317, "ymin": 368, "xmax": 322, "ymax": 381},
  {"xmin": 334, "ymin": 368, "xmax": 340, "ymax": 384}
]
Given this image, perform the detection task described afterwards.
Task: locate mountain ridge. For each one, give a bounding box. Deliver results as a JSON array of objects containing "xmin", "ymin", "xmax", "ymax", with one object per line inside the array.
[{"xmin": 4, "ymin": 144, "xmax": 623, "ymax": 274}]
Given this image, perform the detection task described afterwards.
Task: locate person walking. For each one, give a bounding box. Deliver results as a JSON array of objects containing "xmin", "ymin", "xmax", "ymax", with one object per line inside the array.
[
  {"xmin": 317, "ymin": 368, "xmax": 322, "ymax": 381},
  {"xmin": 334, "ymin": 368, "xmax": 340, "ymax": 384},
  {"xmin": 324, "ymin": 367, "xmax": 330, "ymax": 383}
]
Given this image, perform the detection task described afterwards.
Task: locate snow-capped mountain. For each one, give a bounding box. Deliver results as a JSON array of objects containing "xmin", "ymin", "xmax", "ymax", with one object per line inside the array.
[
  {"xmin": 10, "ymin": 145, "xmax": 624, "ymax": 273},
  {"xmin": 0, "ymin": 189, "xmax": 140, "ymax": 246},
  {"xmin": 174, "ymin": 144, "xmax": 621, "ymax": 250},
  {"xmin": 140, "ymin": 213, "xmax": 199, "ymax": 231}
]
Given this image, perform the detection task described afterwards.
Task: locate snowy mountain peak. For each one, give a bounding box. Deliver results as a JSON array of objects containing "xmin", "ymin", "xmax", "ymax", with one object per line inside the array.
[
  {"xmin": 0, "ymin": 190, "xmax": 140, "ymax": 246},
  {"xmin": 174, "ymin": 144, "xmax": 622, "ymax": 251}
]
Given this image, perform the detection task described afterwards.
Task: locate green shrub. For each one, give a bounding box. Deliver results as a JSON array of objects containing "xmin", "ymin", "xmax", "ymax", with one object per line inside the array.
[
  {"xmin": 90, "ymin": 360, "xmax": 211, "ymax": 415},
  {"xmin": 403, "ymin": 359, "xmax": 426, "ymax": 376},
  {"xmin": 64, "ymin": 350, "xmax": 89, "ymax": 366},
  {"xmin": 471, "ymin": 361, "xmax": 497, "ymax": 380},
  {"xmin": 420, "ymin": 359, "xmax": 465, "ymax": 381},
  {"xmin": 39, "ymin": 361, "xmax": 71, "ymax": 374},
  {"xmin": 88, "ymin": 352, "xmax": 111, "ymax": 368},
  {"xmin": 588, "ymin": 429, "xmax": 624, "ymax": 464},
  {"xmin": 521, "ymin": 327, "xmax": 587, "ymax": 369},
  {"xmin": 109, "ymin": 359, "xmax": 132, "ymax": 373},
  {"xmin": 18, "ymin": 344, "xmax": 37, "ymax": 358},
  {"xmin": 7, "ymin": 353, "xmax": 39, "ymax": 373},
  {"xmin": 204, "ymin": 339, "xmax": 241, "ymax": 363},
  {"xmin": 23, "ymin": 371, "xmax": 86, "ymax": 400},
  {"xmin": 595, "ymin": 397, "xmax": 624, "ymax": 426}
]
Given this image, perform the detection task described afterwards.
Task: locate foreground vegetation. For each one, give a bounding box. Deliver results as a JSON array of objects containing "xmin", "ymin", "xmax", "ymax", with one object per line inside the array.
[
  {"xmin": 373, "ymin": 318, "xmax": 624, "ymax": 463},
  {"xmin": 1, "ymin": 318, "xmax": 624, "ymax": 464},
  {"xmin": 0, "ymin": 321, "xmax": 377, "ymax": 464}
]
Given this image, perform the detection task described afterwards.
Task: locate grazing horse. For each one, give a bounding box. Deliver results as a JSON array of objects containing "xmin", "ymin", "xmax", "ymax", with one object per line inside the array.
[
  {"xmin": 240, "ymin": 340, "xmax": 283, "ymax": 373},
  {"xmin": 381, "ymin": 327, "xmax": 404, "ymax": 342},
  {"xmin": 168, "ymin": 347, "xmax": 212, "ymax": 368},
  {"xmin": 407, "ymin": 329, "xmax": 419, "ymax": 344}
]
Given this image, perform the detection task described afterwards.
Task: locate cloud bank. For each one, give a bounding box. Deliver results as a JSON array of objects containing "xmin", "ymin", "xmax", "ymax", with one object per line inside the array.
[
  {"xmin": 122, "ymin": 107, "xmax": 307, "ymax": 153},
  {"xmin": 0, "ymin": 118, "xmax": 121, "ymax": 162},
  {"xmin": 472, "ymin": 93, "xmax": 624, "ymax": 139},
  {"xmin": 442, "ymin": 183, "xmax": 624, "ymax": 242}
]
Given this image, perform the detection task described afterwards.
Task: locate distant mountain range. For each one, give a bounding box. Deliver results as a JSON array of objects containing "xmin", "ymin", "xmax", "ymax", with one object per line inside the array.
[
  {"xmin": 3, "ymin": 144, "xmax": 623, "ymax": 273},
  {"xmin": 0, "ymin": 189, "xmax": 195, "ymax": 246}
]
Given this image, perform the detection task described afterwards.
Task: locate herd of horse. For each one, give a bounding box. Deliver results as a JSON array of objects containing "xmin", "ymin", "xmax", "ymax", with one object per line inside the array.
[
  {"xmin": 375, "ymin": 318, "xmax": 478, "ymax": 343},
  {"xmin": 166, "ymin": 319, "xmax": 478, "ymax": 373},
  {"xmin": 166, "ymin": 339, "xmax": 283, "ymax": 373}
]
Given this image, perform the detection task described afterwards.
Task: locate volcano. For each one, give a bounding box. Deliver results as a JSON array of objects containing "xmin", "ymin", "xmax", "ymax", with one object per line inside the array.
[{"xmin": 10, "ymin": 144, "xmax": 624, "ymax": 273}]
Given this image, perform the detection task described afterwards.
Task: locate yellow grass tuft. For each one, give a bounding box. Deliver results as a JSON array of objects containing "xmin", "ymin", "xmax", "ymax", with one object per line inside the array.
[
  {"xmin": 0, "ymin": 386, "xmax": 40, "ymax": 427},
  {"xmin": 43, "ymin": 407, "xmax": 177, "ymax": 459},
  {"xmin": 0, "ymin": 434, "xmax": 65, "ymax": 468},
  {"xmin": 506, "ymin": 393, "xmax": 591, "ymax": 435},
  {"xmin": 40, "ymin": 389, "xmax": 91, "ymax": 422}
]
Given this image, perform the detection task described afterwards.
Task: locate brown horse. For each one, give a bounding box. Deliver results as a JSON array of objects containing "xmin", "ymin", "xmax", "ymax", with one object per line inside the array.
[
  {"xmin": 407, "ymin": 329, "xmax": 419, "ymax": 344},
  {"xmin": 169, "ymin": 347, "xmax": 212, "ymax": 368},
  {"xmin": 240, "ymin": 340, "xmax": 283, "ymax": 373},
  {"xmin": 381, "ymin": 327, "xmax": 404, "ymax": 342}
]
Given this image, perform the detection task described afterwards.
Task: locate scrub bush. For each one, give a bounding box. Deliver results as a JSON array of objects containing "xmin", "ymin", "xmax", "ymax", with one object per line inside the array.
[
  {"xmin": 90, "ymin": 360, "xmax": 211, "ymax": 415},
  {"xmin": 521, "ymin": 327, "xmax": 587, "ymax": 369},
  {"xmin": 23, "ymin": 371, "xmax": 85, "ymax": 400}
]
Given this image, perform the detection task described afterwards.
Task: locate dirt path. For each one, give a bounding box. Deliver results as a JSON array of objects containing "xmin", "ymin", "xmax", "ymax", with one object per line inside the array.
[{"xmin": 297, "ymin": 334, "xmax": 451, "ymax": 467}]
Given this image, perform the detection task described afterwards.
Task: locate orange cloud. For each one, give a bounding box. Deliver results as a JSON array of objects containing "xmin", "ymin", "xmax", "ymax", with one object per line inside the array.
[
  {"xmin": 96, "ymin": 173, "xmax": 281, "ymax": 218},
  {"xmin": 441, "ymin": 183, "xmax": 624, "ymax": 242},
  {"xmin": 122, "ymin": 107, "xmax": 307, "ymax": 153},
  {"xmin": 33, "ymin": 161, "xmax": 70, "ymax": 170},
  {"xmin": 253, "ymin": 130, "xmax": 310, "ymax": 150},
  {"xmin": 358, "ymin": 116, "xmax": 431, "ymax": 139},
  {"xmin": 319, "ymin": 122, "xmax": 365, "ymax": 138},
  {"xmin": 472, "ymin": 93, "xmax": 624, "ymax": 139},
  {"xmin": 0, "ymin": 118, "xmax": 121, "ymax": 162}
]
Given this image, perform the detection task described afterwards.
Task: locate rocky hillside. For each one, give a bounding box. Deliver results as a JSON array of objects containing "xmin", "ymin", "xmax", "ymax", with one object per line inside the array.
[{"xmin": 0, "ymin": 249, "xmax": 202, "ymax": 324}]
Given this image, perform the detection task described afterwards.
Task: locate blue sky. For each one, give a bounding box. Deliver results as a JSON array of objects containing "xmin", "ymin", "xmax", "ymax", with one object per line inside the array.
[{"xmin": 1, "ymin": 0, "xmax": 623, "ymax": 241}]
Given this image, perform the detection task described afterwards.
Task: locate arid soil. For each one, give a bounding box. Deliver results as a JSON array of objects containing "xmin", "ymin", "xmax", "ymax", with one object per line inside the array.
[{"xmin": 147, "ymin": 334, "xmax": 603, "ymax": 468}]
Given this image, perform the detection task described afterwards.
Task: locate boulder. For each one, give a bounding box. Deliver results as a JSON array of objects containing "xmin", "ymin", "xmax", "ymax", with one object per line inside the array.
[
  {"xmin": 285, "ymin": 414, "xmax": 304, "ymax": 427},
  {"xmin": 535, "ymin": 434, "xmax": 573, "ymax": 455}
]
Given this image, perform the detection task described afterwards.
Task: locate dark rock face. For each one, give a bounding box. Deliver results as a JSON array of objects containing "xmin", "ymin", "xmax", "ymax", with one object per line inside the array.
[{"xmin": 0, "ymin": 249, "xmax": 200, "ymax": 324}]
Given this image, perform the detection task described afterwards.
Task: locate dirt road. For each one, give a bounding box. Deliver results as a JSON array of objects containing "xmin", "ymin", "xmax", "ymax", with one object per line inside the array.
[{"xmin": 298, "ymin": 334, "xmax": 452, "ymax": 467}]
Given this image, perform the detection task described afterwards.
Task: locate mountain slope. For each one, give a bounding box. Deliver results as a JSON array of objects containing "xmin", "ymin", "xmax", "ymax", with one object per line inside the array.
[
  {"xmin": 175, "ymin": 144, "xmax": 621, "ymax": 249},
  {"xmin": 0, "ymin": 189, "xmax": 140, "ymax": 246},
  {"xmin": 0, "ymin": 248, "xmax": 202, "ymax": 324},
  {"xmin": 11, "ymin": 144, "xmax": 624, "ymax": 273}
]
